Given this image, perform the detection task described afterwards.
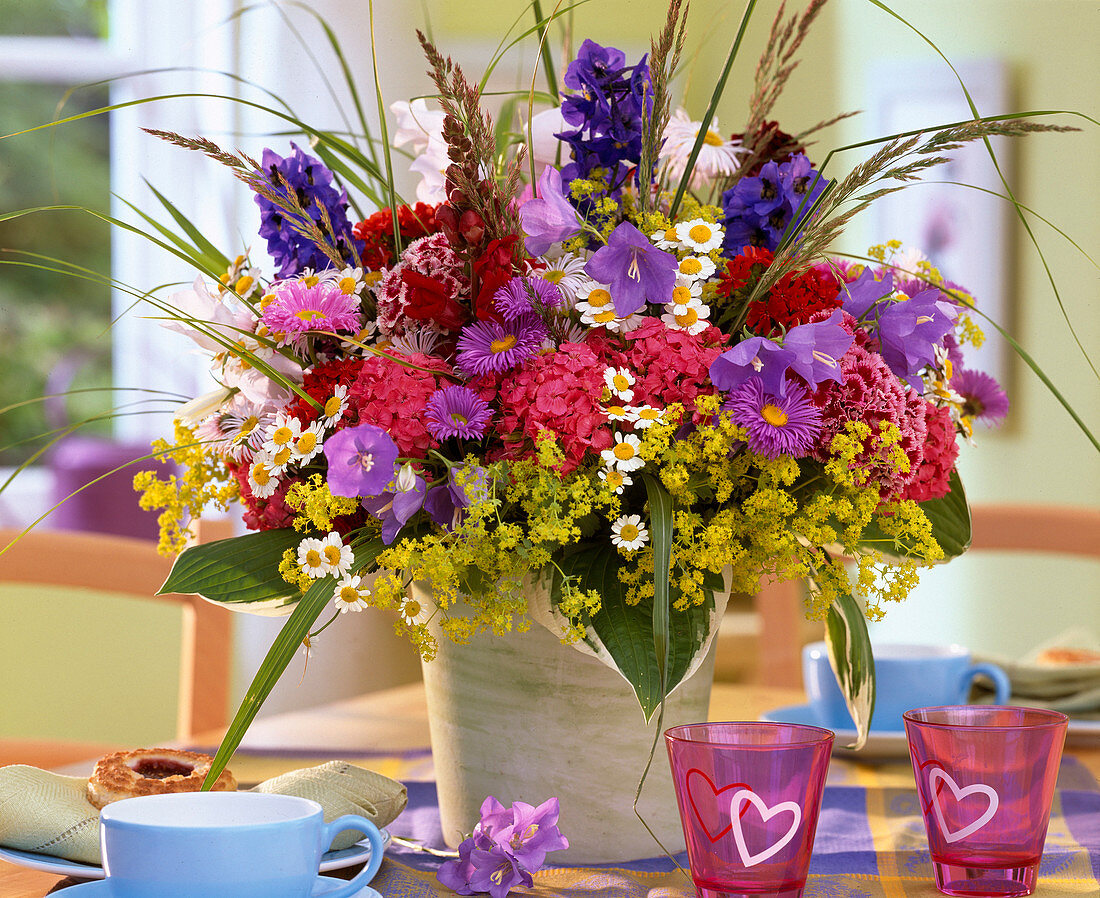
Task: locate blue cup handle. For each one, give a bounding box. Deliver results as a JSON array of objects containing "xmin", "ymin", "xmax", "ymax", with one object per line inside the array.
[
  {"xmin": 315, "ymin": 815, "xmax": 384, "ymax": 898},
  {"xmin": 958, "ymin": 662, "xmax": 1011, "ymax": 705}
]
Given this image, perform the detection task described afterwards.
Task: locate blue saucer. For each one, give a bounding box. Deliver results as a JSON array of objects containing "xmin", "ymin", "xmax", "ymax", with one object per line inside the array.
[
  {"xmin": 760, "ymin": 703, "xmax": 910, "ymax": 759},
  {"xmin": 56, "ymin": 874, "xmax": 383, "ymax": 897}
]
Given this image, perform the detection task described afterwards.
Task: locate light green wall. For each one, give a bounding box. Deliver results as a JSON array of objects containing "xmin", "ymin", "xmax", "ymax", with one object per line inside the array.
[{"xmin": 1, "ymin": 584, "xmax": 180, "ymax": 744}]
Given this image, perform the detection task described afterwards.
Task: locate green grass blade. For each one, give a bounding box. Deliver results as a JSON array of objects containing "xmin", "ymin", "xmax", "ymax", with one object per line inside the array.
[
  {"xmin": 142, "ymin": 179, "xmax": 231, "ymax": 269},
  {"xmin": 531, "ymin": 1, "xmax": 559, "ymax": 98},
  {"xmin": 113, "ymin": 194, "xmax": 225, "ymax": 274},
  {"xmin": 367, "ymin": 0, "xmax": 401, "ymax": 254},
  {"xmin": 640, "ymin": 473, "xmax": 674, "ymax": 700},
  {"xmin": 670, "ymin": 0, "xmax": 759, "ymax": 218}
]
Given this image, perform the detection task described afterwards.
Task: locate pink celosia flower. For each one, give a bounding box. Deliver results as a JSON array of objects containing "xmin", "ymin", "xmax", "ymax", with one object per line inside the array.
[
  {"xmin": 347, "ymin": 352, "xmax": 451, "ymax": 459},
  {"xmin": 812, "ymin": 342, "xmax": 927, "ymax": 499},
  {"xmin": 900, "ymin": 401, "xmax": 959, "ymax": 503}
]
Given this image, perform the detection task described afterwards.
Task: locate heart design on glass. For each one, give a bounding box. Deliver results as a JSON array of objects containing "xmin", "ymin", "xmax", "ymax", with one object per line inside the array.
[
  {"xmin": 685, "ymin": 769, "xmax": 752, "ymax": 842},
  {"xmin": 728, "ymin": 789, "xmax": 802, "ymax": 867},
  {"xmin": 928, "ymin": 768, "xmax": 1000, "ymax": 844}
]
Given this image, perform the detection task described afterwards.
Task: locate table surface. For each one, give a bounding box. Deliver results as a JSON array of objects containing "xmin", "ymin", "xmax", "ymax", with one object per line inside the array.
[{"xmin": 2, "ymin": 681, "xmax": 1098, "ymax": 896}]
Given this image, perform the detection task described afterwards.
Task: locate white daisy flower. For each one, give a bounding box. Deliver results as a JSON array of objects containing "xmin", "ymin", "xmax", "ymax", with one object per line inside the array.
[
  {"xmin": 388, "ymin": 325, "xmax": 443, "ymax": 357},
  {"xmin": 291, "ymin": 421, "xmax": 324, "ymax": 463},
  {"xmin": 661, "ymin": 301, "xmax": 712, "ymax": 335},
  {"xmin": 611, "ymin": 514, "xmax": 649, "ymax": 551},
  {"xmin": 675, "ymin": 218, "xmax": 724, "ymax": 254},
  {"xmin": 318, "ymin": 531, "xmax": 354, "ymax": 577},
  {"xmin": 399, "ymin": 595, "xmax": 430, "ymax": 626},
  {"xmin": 669, "ymin": 281, "xmax": 702, "ymax": 307},
  {"xmin": 628, "ymin": 405, "xmax": 666, "ymax": 429},
  {"xmin": 600, "ymin": 432, "xmax": 645, "ymax": 472},
  {"xmin": 604, "ymin": 403, "xmax": 633, "ymax": 422},
  {"xmin": 320, "ymin": 385, "xmax": 349, "ymax": 429},
  {"xmin": 248, "ymin": 455, "xmax": 281, "ymax": 498},
  {"xmin": 660, "ymin": 108, "xmax": 744, "ymax": 189},
  {"xmin": 677, "ymin": 255, "xmax": 717, "ymax": 282},
  {"xmin": 335, "ymin": 267, "xmax": 366, "ymax": 298},
  {"xmin": 580, "ymin": 305, "xmax": 623, "ymax": 331},
  {"xmin": 598, "ymin": 467, "xmax": 633, "ymax": 494},
  {"xmin": 266, "ymin": 444, "xmax": 296, "ymax": 475},
  {"xmin": 603, "ymin": 367, "xmax": 636, "ymax": 402},
  {"xmin": 650, "ymin": 225, "xmax": 683, "ymax": 251},
  {"xmin": 333, "ymin": 575, "xmax": 369, "ymax": 613},
  {"xmin": 535, "ymin": 252, "xmax": 588, "ymax": 307},
  {"xmin": 617, "ymin": 312, "xmax": 648, "ymax": 334},
  {"xmin": 261, "ymin": 414, "xmax": 302, "ymax": 455},
  {"xmin": 297, "ymin": 537, "xmax": 328, "ymax": 579}
]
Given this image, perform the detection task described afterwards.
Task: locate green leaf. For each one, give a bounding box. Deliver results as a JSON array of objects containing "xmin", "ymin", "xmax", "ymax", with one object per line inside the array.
[
  {"xmin": 823, "ymin": 577, "xmax": 875, "ymax": 750},
  {"xmin": 202, "ymin": 538, "xmax": 385, "ymax": 788},
  {"xmin": 858, "ymin": 468, "xmax": 972, "ymax": 561},
  {"xmin": 552, "ymin": 543, "xmax": 717, "ymax": 721},
  {"xmin": 160, "ymin": 530, "xmax": 304, "ymax": 611}
]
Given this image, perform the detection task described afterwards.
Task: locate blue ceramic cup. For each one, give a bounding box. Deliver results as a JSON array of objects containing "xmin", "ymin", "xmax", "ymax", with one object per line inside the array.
[
  {"xmin": 802, "ymin": 641, "xmax": 1011, "ymax": 732},
  {"xmin": 99, "ymin": 791, "xmax": 384, "ymax": 898}
]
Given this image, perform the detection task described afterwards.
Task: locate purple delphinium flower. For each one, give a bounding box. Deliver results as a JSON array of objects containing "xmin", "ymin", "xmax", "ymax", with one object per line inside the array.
[
  {"xmin": 424, "ymin": 385, "xmax": 493, "ymax": 441},
  {"xmin": 875, "ymin": 289, "xmax": 958, "ymax": 388},
  {"xmin": 360, "ymin": 463, "xmax": 426, "ymax": 544},
  {"xmin": 721, "ymin": 153, "xmax": 829, "ymax": 255},
  {"xmin": 254, "ymin": 143, "xmax": 363, "ymax": 278},
  {"xmin": 454, "ymin": 315, "xmax": 546, "ymax": 376},
  {"xmin": 519, "ymin": 166, "xmax": 581, "ymax": 256},
  {"xmin": 583, "ymin": 221, "xmax": 677, "ymax": 316},
  {"xmin": 493, "ymin": 276, "xmax": 563, "ymax": 322},
  {"xmin": 951, "ymin": 367, "xmax": 1009, "ymax": 426},
  {"xmin": 780, "ymin": 310, "xmax": 855, "ymax": 391},
  {"xmin": 323, "ymin": 423, "xmax": 399, "ymax": 498},
  {"xmin": 724, "ymin": 377, "xmax": 822, "ymax": 458},
  {"xmin": 437, "ymin": 796, "xmax": 568, "ymax": 898},
  {"xmin": 709, "ymin": 336, "xmax": 794, "ymax": 397}
]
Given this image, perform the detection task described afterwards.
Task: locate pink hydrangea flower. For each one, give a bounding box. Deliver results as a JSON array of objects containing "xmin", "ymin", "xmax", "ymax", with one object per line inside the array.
[
  {"xmin": 621, "ymin": 318, "xmax": 728, "ymax": 418},
  {"xmin": 900, "ymin": 401, "xmax": 959, "ymax": 503},
  {"xmin": 347, "ymin": 352, "xmax": 451, "ymax": 459}
]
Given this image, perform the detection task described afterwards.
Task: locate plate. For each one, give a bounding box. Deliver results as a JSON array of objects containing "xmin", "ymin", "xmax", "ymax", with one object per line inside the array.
[
  {"xmin": 0, "ymin": 829, "xmax": 390, "ymax": 881},
  {"xmin": 760, "ymin": 704, "xmax": 1100, "ymax": 758},
  {"xmin": 40, "ymin": 875, "xmax": 382, "ymax": 896}
]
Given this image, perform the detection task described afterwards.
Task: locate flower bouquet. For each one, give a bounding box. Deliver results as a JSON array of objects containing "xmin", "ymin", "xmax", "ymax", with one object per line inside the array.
[{"xmin": 4, "ymin": 0, "xmax": 1093, "ymax": 867}]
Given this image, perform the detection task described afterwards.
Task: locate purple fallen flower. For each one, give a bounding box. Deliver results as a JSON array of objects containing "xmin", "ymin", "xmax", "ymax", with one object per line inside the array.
[
  {"xmin": 709, "ymin": 336, "xmax": 794, "ymax": 397},
  {"xmin": 584, "ymin": 221, "xmax": 677, "ymax": 316},
  {"xmin": 323, "ymin": 423, "xmax": 398, "ymax": 498},
  {"xmin": 520, "ymin": 166, "xmax": 581, "ymax": 256},
  {"xmin": 494, "ymin": 798, "xmax": 569, "ymax": 872}
]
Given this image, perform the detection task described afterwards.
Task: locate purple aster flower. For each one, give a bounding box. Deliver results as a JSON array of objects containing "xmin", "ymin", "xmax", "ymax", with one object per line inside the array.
[
  {"xmin": 254, "ymin": 143, "xmax": 363, "ymax": 278},
  {"xmin": 951, "ymin": 367, "xmax": 1009, "ymax": 425},
  {"xmin": 724, "ymin": 377, "xmax": 822, "ymax": 458},
  {"xmin": 876, "ymin": 289, "xmax": 958, "ymax": 388},
  {"xmin": 493, "ymin": 276, "xmax": 563, "ymax": 321},
  {"xmin": 520, "ymin": 166, "xmax": 582, "ymax": 256},
  {"xmin": 583, "ymin": 221, "xmax": 677, "ymax": 316},
  {"xmin": 709, "ymin": 336, "xmax": 795, "ymax": 397},
  {"xmin": 780, "ymin": 310, "xmax": 855, "ymax": 391},
  {"xmin": 261, "ymin": 280, "xmax": 361, "ymax": 340},
  {"xmin": 454, "ymin": 315, "xmax": 546, "ymax": 376},
  {"xmin": 322, "ymin": 423, "xmax": 399, "ymax": 498},
  {"xmin": 361, "ymin": 464, "xmax": 426, "ymax": 544},
  {"xmin": 424, "ymin": 385, "xmax": 493, "ymax": 441}
]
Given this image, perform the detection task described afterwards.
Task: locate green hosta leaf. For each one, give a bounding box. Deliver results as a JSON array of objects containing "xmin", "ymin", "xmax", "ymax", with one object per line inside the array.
[
  {"xmin": 824, "ymin": 580, "xmax": 876, "ymax": 750},
  {"xmin": 160, "ymin": 530, "xmax": 304, "ymax": 612},
  {"xmin": 858, "ymin": 468, "xmax": 972, "ymax": 561},
  {"xmin": 202, "ymin": 537, "xmax": 385, "ymax": 788},
  {"xmin": 552, "ymin": 543, "xmax": 719, "ymax": 722}
]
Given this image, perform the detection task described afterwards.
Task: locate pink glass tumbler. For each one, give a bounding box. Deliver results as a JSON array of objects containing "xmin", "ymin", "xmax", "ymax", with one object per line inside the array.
[
  {"xmin": 903, "ymin": 706, "xmax": 1069, "ymax": 897},
  {"xmin": 665, "ymin": 722, "xmax": 834, "ymax": 898}
]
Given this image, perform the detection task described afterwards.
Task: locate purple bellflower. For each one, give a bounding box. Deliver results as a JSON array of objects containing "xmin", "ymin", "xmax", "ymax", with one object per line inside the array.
[
  {"xmin": 709, "ymin": 336, "xmax": 795, "ymax": 397},
  {"xmin": 875, "ymin": 290, "xmax": 958, "ymax": 388},
  {"xmin": 780, "ymin": 311, "xmax": 855, "ymax": 391},
  {"xmin": 583, "ymin": 221, "xmax": 677, "ymax": 316},
  {"xmin": 360, "ymin": 463, "xmax": 426, "ymax": 544},
  {"xmin": 425, "ymin": 464, "xmax": 490, "ymax": 530},
  {"xmin": 520, "ymin": 166, "xmax": 581, "ymax": 256},
  {"xmin": 323, "ymin": 423, "xmax": 399, "ymax": 498},
  {"xmin": 840, "ymin": 267, "xmax": 896, "ymax": 322}
]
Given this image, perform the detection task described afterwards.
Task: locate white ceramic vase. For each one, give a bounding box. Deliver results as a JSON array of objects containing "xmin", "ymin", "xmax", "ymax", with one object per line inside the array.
[{"xmin": 416, "ymin": 579, "xmax": 720, "ymax": 864}]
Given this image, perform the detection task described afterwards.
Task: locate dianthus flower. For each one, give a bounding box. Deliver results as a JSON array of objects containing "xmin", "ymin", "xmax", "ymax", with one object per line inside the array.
[
  {"xmin": 900, "ymin": 401, "xmax": 959, "ymax": 503},
  {"xmin": 232, "ymin": 462, "xmax": 297, "ymax": 531},
  {"xmin": 623, "ymin": 318, "xmax": 728, "ymax": 416},
  {"xmin": 745, "ymin": 262, "xmax": 842, "ymax": 334},
  {"xmin": 347, "ymin": 352, "xmax": 451, "ymax": 459},
  {"xmin": 284, "ymin": 357, "xmax": 365, "ymax": 425},
  {"xmin": 812, "ymin": 342, "xmax": 927, "ymax": 499},
  {"xmin": 486, "ymin": 341, "xmax": 615, "ymax": 472},
  {"xmin": 351, "ymin": 202, "xmax": 439, "ymax": 269},
  {"xmin": 375, "ymin": 232, "xmax": 469, "ymax": 335}
]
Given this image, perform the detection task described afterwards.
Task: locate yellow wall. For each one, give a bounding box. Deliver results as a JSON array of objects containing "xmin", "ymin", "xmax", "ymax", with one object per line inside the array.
[{"xmin": 1, "ymin": 584, "xmax": 180, "ymax": 744}]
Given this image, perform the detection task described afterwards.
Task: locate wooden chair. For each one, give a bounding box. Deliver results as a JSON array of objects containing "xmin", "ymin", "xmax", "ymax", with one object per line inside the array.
[
  {"xmin": 715, "ymin": 503, "xmax": 1100, "ymax": 688},
  {"xmin": 0, "ymin": 525, "xmax": 233, "ymax": 740}
]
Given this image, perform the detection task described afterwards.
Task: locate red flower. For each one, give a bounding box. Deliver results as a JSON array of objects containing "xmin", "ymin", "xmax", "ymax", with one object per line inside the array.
[
  {"xmin": 352, "ymin": 203, "xmax": 440, "ymax": 269},
  {"xmin": 472, "ymin": 236, "xmax": 520, "ymax": 322},
  {"xmin": 900, "ymin": 402, "xmax": 959, "ymax": 503},
  {"xmin": 401, "ymin": 268, "xmax": 469, "ymax": 331}
]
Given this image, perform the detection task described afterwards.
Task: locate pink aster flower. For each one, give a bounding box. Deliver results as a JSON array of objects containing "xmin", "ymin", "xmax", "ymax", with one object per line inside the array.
[
  {"xmin": 261, "ymin": 280, "xmax": 361, "ymax": 342},
  {"xmin": 951, "ymin": 367, "xmax": 1009, "ymax": 426},
  {"xmin": 724, "ymin": 377, "xmax": 822, "ymax": 458}
]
